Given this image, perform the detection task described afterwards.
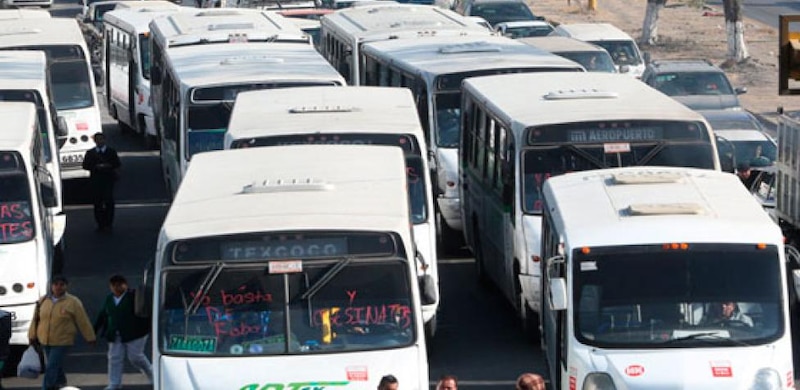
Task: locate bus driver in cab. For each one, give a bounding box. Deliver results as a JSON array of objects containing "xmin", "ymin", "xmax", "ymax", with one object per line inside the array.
[{"xmin": 703, "ymin": 301, "xmax": 754, "ymax": 328}]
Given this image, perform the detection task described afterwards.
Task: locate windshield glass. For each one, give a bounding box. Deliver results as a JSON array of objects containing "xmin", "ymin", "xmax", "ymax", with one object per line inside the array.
[
  {"xmin": 573, "ymin": 244, "xmax": 782, "ymax": 348},
  {"xmin": 50, "ymin": 60, "xmax": 94, "ymax": 110},
  {"xmin": 504, "ymin": 25, "xmax": 553, "ymax": 38},
  {"xmin": 0, "ymin": 90, "xmax": 52, "ymax": 163},
  {"xmin": 471, "ymin": 2, "xmax": 535, "ymax": 25},
  {"xmin": 590, "ymin": 40, "xmax": 642, "ymax": 66},
  {"xmin": 434, "ymin": 92, "xmax": 460, "ymax": 148},
  {"xmin": 651, "ymin": 72, "xmax": 735, "ymax": 96},
  {"xmin": 732, "ymin": 140, "xmax": 777, "ymax": 167},
  {"xmin": 705, "ymin": 117, "xmax": 760, "ymax": 131},
  {"xmin": 139, "ymin": 34, "xmax": 151, "ymax": 81},
  {"xmin": 160, "ymin": 260, "xmax": 415, "ymax": 356},
  {"xmin": 557, "ymin": 51, "xmax": 616, "ymax": 73},
  {"xmin": 0, "ymin": 169, "xmax": 34, "ymax": 244}
]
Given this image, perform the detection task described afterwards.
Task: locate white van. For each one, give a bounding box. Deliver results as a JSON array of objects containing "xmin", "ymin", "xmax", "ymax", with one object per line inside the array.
[
  {"xmin": 518, "ymin": 36, "xmax": 616, "ymax": 73},
  {"xmin": 0, "ymin": 101, "xmax": 60, "ymax": 346},
  {"xmin": 550, "ymin": 22, "xmax": 645, "ymax": 77},
  {"xmin": 541, "ymin": 167, "xmax": 796, "ymax": 389},
  {"xmin": 142, "ymin": 145, "xmax": 429, "ymax": 389}
]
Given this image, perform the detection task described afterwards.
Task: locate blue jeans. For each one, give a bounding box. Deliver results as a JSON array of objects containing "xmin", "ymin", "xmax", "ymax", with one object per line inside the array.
[{"xmin": 42, "ymin": 345, "xmax": 69, "ymax": 390}]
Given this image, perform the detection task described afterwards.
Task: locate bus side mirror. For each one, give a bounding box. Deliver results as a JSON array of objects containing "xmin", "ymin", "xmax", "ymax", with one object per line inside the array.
[
  {"xmin": 39, "ymin": 177, "xmax": 57, "ymax": 208},
  {"xmin": 151, "ymin": 67, "xmax": 162, "ymax": 85},
  {"xmin": 134, "ymin": 260, "xmax": 154, "ymax": 318},
  {"xmin": 715, "ymin": 135, "xmax": 736, "ymax": 173},
  {"xmin": 619, "ymin": 65, "xmax": 630, "ymax": 74},
  {"xmin": 419, "ymin": 274, "xmax": 437, "ymax": 305},
  {"xmin": 549, "ymin": 278, "xmax": 568, "ymax": 311},
  {"xmin": 56, "ymin": 116, "xmax": 69, "ymax": 138}
]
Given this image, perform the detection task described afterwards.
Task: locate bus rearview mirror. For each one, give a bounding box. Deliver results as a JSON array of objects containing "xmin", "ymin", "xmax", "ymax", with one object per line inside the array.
[
  {"xmin": 56, "ymin": 117, "xmax": 69, "ymax": 138},
  {"xmin": 419, "ymin": 274, "xmax": 437, "ymax": 305},
  {"xmin": 549, "ymin": 278, "xmax": 568, "ymax": 311},
  {"xmin": 793, "ymin": 270, "xmax": 800, "ymax": 304}
]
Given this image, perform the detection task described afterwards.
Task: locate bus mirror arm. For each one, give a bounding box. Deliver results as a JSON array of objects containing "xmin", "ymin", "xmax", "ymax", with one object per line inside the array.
[{"xmin": 134, "ymin": 259, "xmax": 154, "ymax": 318}]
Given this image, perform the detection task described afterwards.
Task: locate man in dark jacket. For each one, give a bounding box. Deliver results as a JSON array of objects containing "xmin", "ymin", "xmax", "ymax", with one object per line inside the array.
[
  {"xmin": 82, "ymin": 132, "xmax": 121, "ymax": 232},
  {"xmin": 94, "ymin": 275, "xmax": 152, "ymax": 390}
]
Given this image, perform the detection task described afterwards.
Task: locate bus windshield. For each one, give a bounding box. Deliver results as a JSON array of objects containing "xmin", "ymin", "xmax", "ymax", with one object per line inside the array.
[
  {"xmin": 0, "ymin": 163, "xmax": 35, "ymax": 244},
  {"xmin": 573, "ymin": 244, "xmax": 782, "ymax": 348},
  {"xmin": 50, "ymin": 60, "xmax": 94, "ymax": 110},
  {"xmin": 160, "ymin": 260, "xmax": 415, "ymax": 356},
  {"xmin": 521, "ymin": 120, "xmax": 716, "ymax": 213},
  {"xmin": 0, "ymin": 90, "xmax": 52, "ymax": 163},
  {"xmin": 139, "ymin": 34, "xmax": 151, "ymax": 81},
  {"xmin": 590, "ymin": 40, "xmax": 642, "ymax": 66},
  {"xmin": 434, "ymin": 92, "xmax": 460, "ymax": 148},
  {"xmin": 230, "ymin": 134, "xmax": 428, "ymax": 224}
]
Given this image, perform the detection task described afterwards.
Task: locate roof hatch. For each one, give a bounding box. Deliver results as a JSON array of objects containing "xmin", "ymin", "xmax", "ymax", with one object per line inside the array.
[
  {"xmin": 544, "ymin": 89, "xmax": 618, "ymax": 100},
  {"xmin": 241, "ymin": 179, "xmax": 333, "ymax": 194},
  {"xmin": 612, "ymin": 171, "xmax": 683, "ymax": 185},
  {"xmin": 625, "ymin": 203, "xmax": 705, "ymax": 216}
]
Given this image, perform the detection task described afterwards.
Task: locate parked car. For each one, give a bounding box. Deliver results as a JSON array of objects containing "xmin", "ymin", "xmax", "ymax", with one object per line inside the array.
[
  {"xmin": 550, "ymin": 22, "xmax": 644, "ymax": 77},
  {"xmin": 642, "ymin": 59, "xmax": 747, "ymax": 111},
  {"xmin": 494, "ymin": 20, "xmax": 553, "ymax": 38},
  {"xmin": 518, "ymin": 36, "xmax": 616, "ymax": 72},
  {"xmin": 452, "ymin": 0, "xmax": 540, "ymax": 27},
  {"xmin": 699, "ymin": 109, "xmax": 776, "ymax": 169}
]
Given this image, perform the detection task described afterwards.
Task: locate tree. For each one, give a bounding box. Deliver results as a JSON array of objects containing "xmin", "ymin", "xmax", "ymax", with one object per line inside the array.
[
  {"xmin": 722, "ymin": 0, "xmax": 749, "ymax": 62},
  {"xmin": 641, "ymin": 0, "xmax": 667, "ymax": 46}
]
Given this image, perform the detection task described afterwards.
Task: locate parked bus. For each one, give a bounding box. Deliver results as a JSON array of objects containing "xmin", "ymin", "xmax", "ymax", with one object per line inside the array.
[
  {"xmin": 149, "ymin": 7, "xmax": 311, "ymax": 141},
  {"xmin": 540, "ymin": 167, "xmax": 795, "ymax": 389},
  {"xmin": 460, "ymin": 72, "xmax": 721, "ymax": 337},
  {"xmin": 140, "ymin": 145, "xmax": 429, "ymax": 389},
  {"xmin": 151, "ymin": 42, "xmax": 345, "ymax": 196},
  {"xmin": 225, "ymin": 86, "xmax": 441, "ymax": 336},
  {"xmin": 0, "ymin": 101, "xmax": 60, "ymax": 348},
  {"xmin": 0, "ymin": 18, "xmax": 102, "ymax": 179},
  {"xmin": 0, "ymin": 51, "xmax": 67, "ymax": 267},
  {"xmin": 319, "ymin": 3, "xmax": 491, "ymax": 84},
  {"xmin": 0, "ymin": 9, "xmax": 51, "ymax": 19},
  {"xmin": 103, "ymin": 6, "xmax": 183, "ymax": 148},
  {"xmin": 359, "ymin": 35, "xmax": 583, "ymax": 250}
]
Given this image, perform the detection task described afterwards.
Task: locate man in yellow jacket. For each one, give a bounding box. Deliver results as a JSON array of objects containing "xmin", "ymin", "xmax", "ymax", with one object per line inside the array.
[{"xmin": 28, "ymin": 275, "xmax": 96, "ymax": 390}]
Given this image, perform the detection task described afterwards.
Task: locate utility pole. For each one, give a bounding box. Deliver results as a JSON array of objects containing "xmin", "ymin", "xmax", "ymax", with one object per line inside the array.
[{"xmin": 588, "ymin": 0, "xmax": 597, "ymax": 11}]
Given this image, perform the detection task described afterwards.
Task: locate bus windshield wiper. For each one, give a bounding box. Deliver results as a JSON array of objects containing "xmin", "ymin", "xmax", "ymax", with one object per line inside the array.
[
  {"xmin": 300, "ymin": 257, "xmax": 353, "ymax": 301},
  {"xmin": 185, "ymin": 261, "xmax": 225, "ymax": 316},
  {"xmin": 661, "ymin": 331, "xmax": 752, "ymax": 347}
]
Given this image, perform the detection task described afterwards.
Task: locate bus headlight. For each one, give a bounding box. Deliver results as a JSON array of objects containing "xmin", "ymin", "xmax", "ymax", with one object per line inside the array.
[
  {"xmin": 750, "ymin": 368, "xmax": 781, "ymax": 390},
  {"xmin": 582, "ymin": 372, "xmax": 616, "ymax": 390}
]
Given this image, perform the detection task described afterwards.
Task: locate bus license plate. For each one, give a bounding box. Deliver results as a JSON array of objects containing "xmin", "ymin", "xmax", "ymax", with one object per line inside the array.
[{"xmin": 61, "ymin": 153, "xmax": 84, "ymax": 165}]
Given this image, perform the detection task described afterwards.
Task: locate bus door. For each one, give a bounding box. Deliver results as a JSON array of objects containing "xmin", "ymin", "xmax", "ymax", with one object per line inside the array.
[{"xmin": 542, "ymin": 253, "xmax": 567, "ymax": 389}]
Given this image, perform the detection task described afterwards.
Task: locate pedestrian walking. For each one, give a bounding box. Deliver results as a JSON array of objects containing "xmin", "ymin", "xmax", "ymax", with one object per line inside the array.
[
  {"xmin": 94, "ymin": 275, "xmax": 153, "ymax": 390},
  {"xmin": 377, "ymin": 374, "xmax": 399, "ymax": 390},
  {"xmin": 82, "ymin": 132, "xmax": 121, "ymax": 232},
  {"xmin": 436, "ymin": 374, "xmax": 458, "ymax": 390},
  {"xmin": 516, "ymin": 372, "xmax": 546, "ymax": 390},
  {"xmin": 28, "ymin": 275, "xmax": 96, "ymax": 390},
  {"xmin": 0, "ymin": 309, "xmax": 11, "ymax": 390}
]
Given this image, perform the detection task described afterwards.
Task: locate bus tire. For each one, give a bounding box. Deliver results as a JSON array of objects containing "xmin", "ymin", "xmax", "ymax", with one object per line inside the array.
[
  {"xmin": 473, "ymin": 230, "xmax": 490, "ymax": 287},
  {"xmin": 424, "ymin": 314, "xmax": 437, "ymax": 340}
]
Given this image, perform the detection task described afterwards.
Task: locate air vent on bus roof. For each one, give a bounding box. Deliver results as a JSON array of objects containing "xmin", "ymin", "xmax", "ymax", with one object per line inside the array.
[
  {"xmin": 195, "ymin": 10, "xmax": 243, "ymax": 17},
  {"xmin": 241, "ymin": 179, "xmax": 333, "ymax": 194},
  {"xmin": 612, "ymin": 171, "xmax": 683, "ymax": 185},
  {"xmin": 289, "ymin": 106, "xmax": 354, "ymax": 114},
  {"xmin": 625, "ymin": 203, "xmax": 704, "ymax": 216},
  {"xmin": 439, "ymin": 41, "xmax": 501, "ymax": 54},
  {"xmin": 544, "ymin": 89, "xmax": 618, "ymax": 100},
  {"xmin": 220, "ymin": 56, "xmax": 285, "ymax": 65},
  {"xmin": 208, "ymin": 23, "xmax": 255, "ymax": 31}
]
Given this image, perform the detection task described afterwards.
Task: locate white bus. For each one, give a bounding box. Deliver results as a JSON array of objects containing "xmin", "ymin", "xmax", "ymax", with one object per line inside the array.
[
  {"xmin": 0, "ymin": 9, "xmax": 51, "ymax": 19},
  {"xmin": 141, "ymin": 145, "xmax": 429, "ymax": 389},
  {"xmin": 0, "ymin": 51, "xmax": 67, "ymax": 267},
  {"xmin": 151, "ymin": 42, "xmax": 345, "ymax": 196},
  {"xmin": 0, "ymin": 18, "xmax": 103, "ymax": 180},
  {"xmin": 318, "ymin": 3, "xmax": 492, "ymax": 84},
  {"xmin": 224, "ymin": 86, "xmax": 441, "ymax": 336},
  {"xmin": 0, "ymin": 101, "xmax": 60, "ymax": 347},
  {"xmin": 359, "ymin": 35, "xmax": 583, "ymax": 250},
  {"xmin": 541, "ymin": 167, "xmax": 796, "ymax": 389},
  {"xmin": 459, "ymin": 72, "xmax": 721, "ymax": 338},
  {"xmin": 103, "ymin": 6, "xmax": 183, "ymax": 148}
]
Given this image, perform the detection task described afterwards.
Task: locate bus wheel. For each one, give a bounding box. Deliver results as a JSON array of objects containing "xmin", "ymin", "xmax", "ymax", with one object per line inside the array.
[
  {"xmin": 517, "ymin": 270, "xmax": 540, "ymax": 342},
  {"xmin": 424, "ymin": 314, "xmax": 437, "ymax": 340},
  {"xmin": 53, "ymin": 243, "xmax": 65, "ymax": 276},
  {"xmin": 473, "ymin": 234, "xmax": 490, "ymax": 287}
]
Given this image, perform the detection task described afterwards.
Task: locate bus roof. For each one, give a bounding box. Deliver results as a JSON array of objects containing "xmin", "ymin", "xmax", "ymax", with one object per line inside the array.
[
  {"xmin": 115, "ymin": 0, "xmax": 182, "ymax": 10},
  {"xmin": 321, "ymin": 4, "xmax": 489, "ymax": 41},
  {"xmin": 0, "ymin": 51, "xmax": 48, "ymax": 95},
  {"xmin": 0, "ymin": 9, "xmax": 51, "ymax": 20},
  {"xmin": 542, "ymin": 167, "xmax": 782, "ymax": 248},
  {"xmin": 0, "ymin": 102, "xmax": 37, "ymax": 152},
  {"xmin": 166, "ymin": 42, "xmax": 344, "ymax": 89},
  {"xmin": 161, "ymin": 145, "xmax": 412, "ymax": 243},
  {"xmin": 463, "ymin": 72, "xmax": 705, "ymax": 127},
  {"xmin": 360, "ymin": 35, "xmax": 583, "ymax": 79},
  {"xmin": 0, "ymin": 19, "xmax": 86, "ymax": 49},
  {"xmin": 227, "ymin": 86, "xmax": 422, "ymax": 142},
  {"xmin": 103, "ymin": 6, "xmax": 186, "ymax": 33},
  {"xmin": 149, "ymin": 8, "xmax": 309, "ymax": 47}
]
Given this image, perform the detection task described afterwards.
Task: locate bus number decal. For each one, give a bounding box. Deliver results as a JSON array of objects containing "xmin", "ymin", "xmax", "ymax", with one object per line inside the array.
[
  {"xmin": 239, "ymin": 381, "xmax": 350, "ymax": 390},
  {"xmin": 167, "ymin": 335, "xmax": 217, "ymax": 354},
  {"xmin": 0, "ymin": 201, "xmax": 33, "ymax": 241}
]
